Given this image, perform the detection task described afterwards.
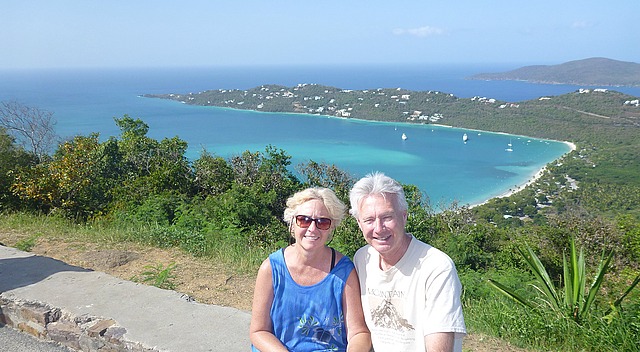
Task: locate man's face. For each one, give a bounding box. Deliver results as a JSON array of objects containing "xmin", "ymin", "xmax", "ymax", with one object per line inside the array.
[{"xmin": 356, "ymin": 193, "xmax": 407, "ymax": 257}]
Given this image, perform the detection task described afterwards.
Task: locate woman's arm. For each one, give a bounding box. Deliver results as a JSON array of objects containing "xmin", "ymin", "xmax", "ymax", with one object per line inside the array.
[
  {"xmin": 249, "ymin": 258, "xmax": 288, "ymax": 352},
  {"xmin": 343, "ymin": 268, "xmax": 372, "ymax": 352}
]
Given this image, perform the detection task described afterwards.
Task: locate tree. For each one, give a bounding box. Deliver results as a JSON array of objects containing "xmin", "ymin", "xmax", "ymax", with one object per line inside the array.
[
  {"xmin": 0, "ymin": 128, "xmax": 37, "ymax": 209},
  {"xmin": 295, "ymin": 160, "xmax": 355, "ymax": 202},
  {"xmin": 0, "ymin": 101, "xmax": 57, "ymax": 162},
  {"xmin": 114, "ymin": 115, "xmax": 194, "ymax": 199},
  {"xmin": 10, "ymin": 133, "xmax": 116, "ymax": 219},
  {"xmin": 229, "ymin": 145, "xmax": 300, "ymax": 216},
  {"xmin": 192, "ymin": 150, "xmax": 234, "ymax": 196}
]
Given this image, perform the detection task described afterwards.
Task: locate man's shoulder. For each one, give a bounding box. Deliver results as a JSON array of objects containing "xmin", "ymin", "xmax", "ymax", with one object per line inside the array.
[
  {"xmin": 354, "ymin": 244, "xmax": 372, "ymax": 260},
  {"xmin": 409, "ymin": 237, "xmax": 455, "ymax": 268},
  {"xmin": 353, "ymin": 245, "xmax": 375, "ymax": 269}
]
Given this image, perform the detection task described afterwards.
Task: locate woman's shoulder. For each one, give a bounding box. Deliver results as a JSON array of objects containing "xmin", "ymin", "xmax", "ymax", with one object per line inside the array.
[
  {"xmin": 257, "ymin": 256, "xmax": 272, "ymax": 272},
  {"xmin": 261, "ymin": 247, "xmax": 287, "ymax": 270},
  {"xmin": 330, "ymin": 248, "xmax": 355, "ymax": 271},
  {"xmin": 331, "ymin": 248, "xmax": 353, "ymax": 263}
]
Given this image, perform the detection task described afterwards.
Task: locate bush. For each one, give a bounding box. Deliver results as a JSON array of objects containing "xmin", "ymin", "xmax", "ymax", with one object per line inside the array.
[{"xmin": 330, "ymin": 217, "xmax": 366, "ymax": 258}]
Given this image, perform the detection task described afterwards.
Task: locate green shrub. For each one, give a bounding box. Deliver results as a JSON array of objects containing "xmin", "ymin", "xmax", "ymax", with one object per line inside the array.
[
  {"xmin": 331, "ymin": 217, "xmax": 366, "ymax": 258},
  {"xmin": 135, "ymin": 262, "xmax": 177, "ymax": 290},
  {"xmin": 133, "ymin": 193, "xmax": 187, "ymax": 226}
]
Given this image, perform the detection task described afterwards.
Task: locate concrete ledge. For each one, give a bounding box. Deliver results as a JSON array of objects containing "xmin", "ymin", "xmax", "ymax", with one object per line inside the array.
[{"xmin": 0, "ymin": 245, "xmax": 252, "ymax": 352}]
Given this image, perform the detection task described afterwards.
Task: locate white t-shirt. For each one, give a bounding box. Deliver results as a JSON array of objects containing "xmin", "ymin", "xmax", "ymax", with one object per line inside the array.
[{"xmin": 354, "ymin": 236, "xmax": 467, "ymax": 352}]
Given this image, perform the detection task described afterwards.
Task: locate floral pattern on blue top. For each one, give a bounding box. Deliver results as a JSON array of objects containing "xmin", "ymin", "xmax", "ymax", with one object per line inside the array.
[{"xmin": 298, "ymin": 312, "xmax": 344, "ymax": 350}]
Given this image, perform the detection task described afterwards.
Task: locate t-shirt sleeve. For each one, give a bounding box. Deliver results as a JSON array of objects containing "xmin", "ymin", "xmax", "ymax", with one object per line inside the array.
[{"xmin": 422, "ymin": 258, "xmax": 467, "ymax": 336}]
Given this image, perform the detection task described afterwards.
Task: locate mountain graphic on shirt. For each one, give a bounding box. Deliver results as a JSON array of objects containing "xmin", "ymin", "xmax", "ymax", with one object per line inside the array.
[{"xmin": 371, "ymin": 299, "xmax": 414, "ymax": 331}]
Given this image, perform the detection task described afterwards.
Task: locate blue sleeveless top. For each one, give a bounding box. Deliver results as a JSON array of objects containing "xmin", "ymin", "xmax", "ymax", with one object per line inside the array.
[{"xmin": 252, "ymin": 248, "xmax": 354, "ymax": 352}]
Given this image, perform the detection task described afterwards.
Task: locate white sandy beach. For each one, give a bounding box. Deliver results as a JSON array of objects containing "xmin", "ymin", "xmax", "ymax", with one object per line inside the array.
[{"xmin": 469, "ymin": 140, "xmax": 577, "ymax": 208}]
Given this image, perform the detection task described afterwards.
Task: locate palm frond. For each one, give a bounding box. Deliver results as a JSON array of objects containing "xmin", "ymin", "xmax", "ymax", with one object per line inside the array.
[{"xmin": 519, "ymin": 245, "xmax": 561, "ymax": 311}]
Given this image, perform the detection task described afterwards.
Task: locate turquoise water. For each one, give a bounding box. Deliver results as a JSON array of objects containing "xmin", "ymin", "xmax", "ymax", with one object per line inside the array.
[{"xmin": 2, "ymin": 65, "xmax": 630, "ymax": 207}]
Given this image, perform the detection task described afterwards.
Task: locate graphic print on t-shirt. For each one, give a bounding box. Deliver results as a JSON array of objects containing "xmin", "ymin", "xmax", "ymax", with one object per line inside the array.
[{"xmin": 370, "ymin": 297, "xmax": 414, "ymax": 331}]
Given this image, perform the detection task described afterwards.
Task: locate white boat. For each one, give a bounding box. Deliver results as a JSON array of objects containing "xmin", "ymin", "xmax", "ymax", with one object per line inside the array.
[
  {"xmin": 402, "ymin": 133, "xmax": 408, "ymax": 140},
  {"xmin": 463, "ymin": 133, "xmax": 468, "ymax": 142},
  {"xmin": 506, "ymin": 138, "xmax": 513, "ymax": 151}
]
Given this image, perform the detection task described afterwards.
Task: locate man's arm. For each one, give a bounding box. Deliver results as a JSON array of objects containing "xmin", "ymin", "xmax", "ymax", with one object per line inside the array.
[{"xmin": 425, "ymin": 332, "xmax": 454, "ymax": 352}]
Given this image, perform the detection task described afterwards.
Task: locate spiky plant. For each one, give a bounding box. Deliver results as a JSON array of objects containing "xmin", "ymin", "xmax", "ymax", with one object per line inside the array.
[{"xmin": 488, "ymin": 236, "xmax": 639, "ymax": 324}]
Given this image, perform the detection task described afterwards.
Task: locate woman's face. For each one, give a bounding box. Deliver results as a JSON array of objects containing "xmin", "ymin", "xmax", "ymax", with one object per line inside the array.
[{"xmin": 292, "ymin": 199, "xmax": 333, "ymax": 250}]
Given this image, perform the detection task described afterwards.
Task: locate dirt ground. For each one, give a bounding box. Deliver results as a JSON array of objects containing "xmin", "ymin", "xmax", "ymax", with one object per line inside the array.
[{"xmin": 0, "ymin": 231, "xmax": 532, "ymax": 352}]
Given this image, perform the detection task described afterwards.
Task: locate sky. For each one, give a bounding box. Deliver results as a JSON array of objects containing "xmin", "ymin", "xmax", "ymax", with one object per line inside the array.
[{"xmin": 2, "ymin": 0, "xmax": 638, "ymax": 69}]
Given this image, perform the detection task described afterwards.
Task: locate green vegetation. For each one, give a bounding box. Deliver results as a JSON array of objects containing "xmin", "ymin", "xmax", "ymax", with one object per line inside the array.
[
  {"xmin": 14, "ymin": 233, "xmax": 39, "ymax": 252},
  {"xmin": 134, "ymin": 262, "xmax": 178, "ymax": 290},
  {"xmin": 2, "ymin": 86, "xmax": 640, "ymax": 352},
  {"xmin": 488, "ymin": 236, "xmax": 639, "ymax": 324}
]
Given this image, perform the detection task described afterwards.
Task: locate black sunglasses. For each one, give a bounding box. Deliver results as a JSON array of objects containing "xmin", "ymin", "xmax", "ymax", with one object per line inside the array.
[{"xmin": 295, "ymin": 215, "xmax": 332, "ymax": 230}]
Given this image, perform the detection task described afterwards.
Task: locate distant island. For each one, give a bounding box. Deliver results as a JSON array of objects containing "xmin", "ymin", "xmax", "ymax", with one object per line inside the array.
[
  {"xmin": 144, "ymin": 81, "xmax": 639, "ymax": 130},
  {"xmin": 467, "ymin": 57, "xmax": 640, "ymax": 87}
]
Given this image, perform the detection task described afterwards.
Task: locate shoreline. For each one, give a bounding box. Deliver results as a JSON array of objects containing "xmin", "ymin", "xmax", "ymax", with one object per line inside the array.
[{"xmin": 469, "ymin": 140, "xmax": 577, "ymax": 208}]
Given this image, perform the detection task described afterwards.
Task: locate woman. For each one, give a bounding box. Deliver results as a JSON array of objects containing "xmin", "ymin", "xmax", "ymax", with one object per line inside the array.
[{"xmin": 250, "ymin": 187, "xmax": 371, "ymax": 351}]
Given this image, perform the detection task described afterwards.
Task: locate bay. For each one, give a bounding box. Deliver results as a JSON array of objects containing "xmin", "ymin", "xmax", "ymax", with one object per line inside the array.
[{"xmin": 2, "ymin": 65, "xmax": 637, "ymax": 207}]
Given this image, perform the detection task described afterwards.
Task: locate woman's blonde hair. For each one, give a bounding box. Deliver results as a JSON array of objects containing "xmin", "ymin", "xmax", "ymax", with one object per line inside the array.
[{"xmin": 283, "ymin": 187, "xmax": 347, "ymax": 230}]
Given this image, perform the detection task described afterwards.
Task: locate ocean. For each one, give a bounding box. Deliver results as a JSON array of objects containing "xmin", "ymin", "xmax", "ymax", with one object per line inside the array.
[{"xmin": 2, "ymin": 64, "xmax": 639, "ymax": 207}]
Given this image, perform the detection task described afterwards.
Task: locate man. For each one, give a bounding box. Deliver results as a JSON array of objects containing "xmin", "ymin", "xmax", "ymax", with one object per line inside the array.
[{"xmin": 349, "ymin": 172, "xmax": 466, "ymax": 352}]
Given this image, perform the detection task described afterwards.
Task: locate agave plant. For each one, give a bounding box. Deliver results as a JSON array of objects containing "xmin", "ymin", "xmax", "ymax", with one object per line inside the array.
[{"xmin": 488, "ymin": 236, "xmax": 639, "ymax": 324}]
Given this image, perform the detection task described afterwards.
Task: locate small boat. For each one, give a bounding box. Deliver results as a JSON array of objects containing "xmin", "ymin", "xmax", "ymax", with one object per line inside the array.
[
  {"xmin": 402, "ymin": 133, "xmax": 408, "ymax": 140},
  {"xmin": 463, "ymin": 133, "xmax": 468, "ymax": 142},
  {"xmin": 506, "ymin": 138, "xmax": 513, "ymax": 151}
]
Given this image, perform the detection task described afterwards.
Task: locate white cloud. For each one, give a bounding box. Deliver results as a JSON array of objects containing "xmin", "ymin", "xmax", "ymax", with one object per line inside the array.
[{"xmin": 393, "ymin": 26, "xmax": 444, "ymax": 37}]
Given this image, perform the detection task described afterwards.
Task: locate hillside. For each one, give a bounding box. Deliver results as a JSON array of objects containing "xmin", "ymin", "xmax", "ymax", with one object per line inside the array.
[{"xmin": 468, "ymin": 57, "xmax": 640, "ymax": 86}]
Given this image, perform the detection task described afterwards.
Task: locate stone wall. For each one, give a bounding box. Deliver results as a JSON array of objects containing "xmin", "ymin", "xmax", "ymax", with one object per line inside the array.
[{"xmin": 0, "ymin": 297, "xmax": 155, "ymax": 352}]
